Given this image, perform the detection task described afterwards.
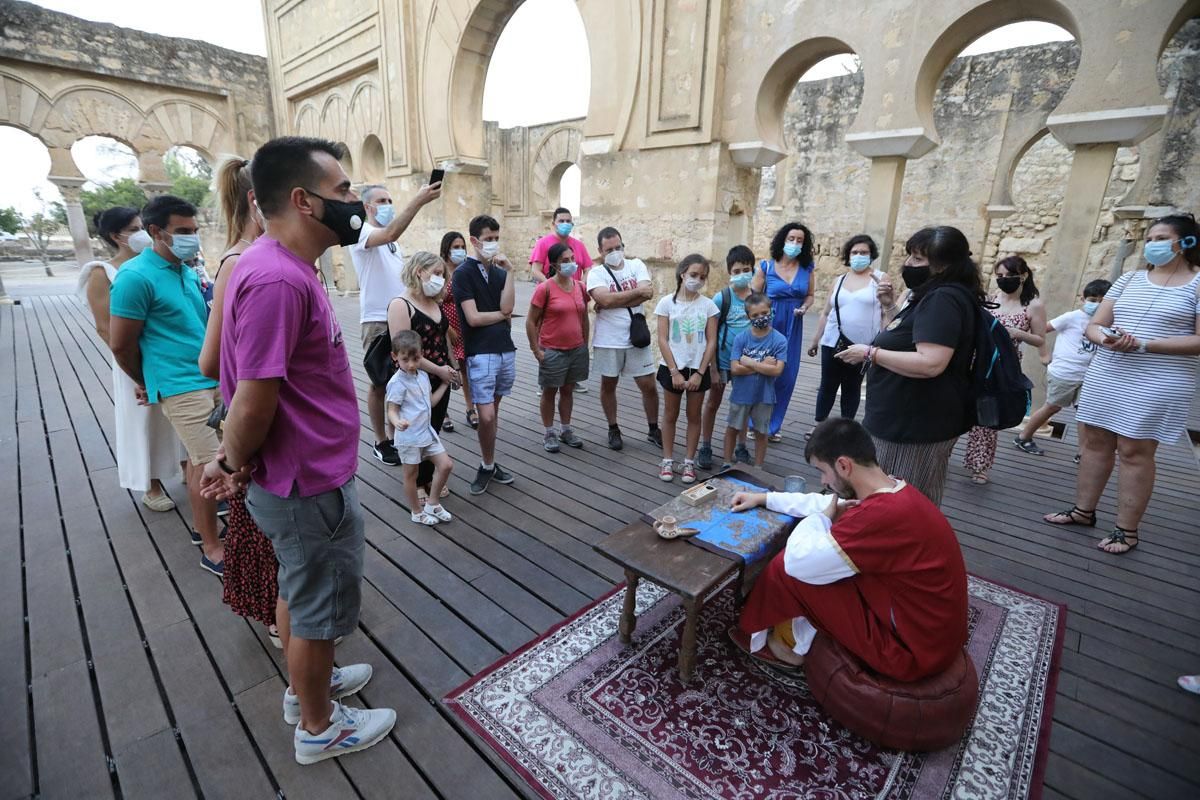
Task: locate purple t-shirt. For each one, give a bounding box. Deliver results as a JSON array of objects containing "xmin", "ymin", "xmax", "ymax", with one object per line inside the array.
[{"xmin": 220, "ymin": 237, "xmax": 359, "ymax": 497}]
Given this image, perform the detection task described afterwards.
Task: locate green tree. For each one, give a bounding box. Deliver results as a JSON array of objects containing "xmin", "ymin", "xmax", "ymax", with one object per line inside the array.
[
  {"xmin": 0, "ymin": 206, "xmax": 20, "ymax": 235},
  {"xmin": 78, "ymin": 178, "xmax": 148, "ymax": 235},
  {"xmin": 165, "ymin": 151, "xmax": 211, "ymax": 207}
]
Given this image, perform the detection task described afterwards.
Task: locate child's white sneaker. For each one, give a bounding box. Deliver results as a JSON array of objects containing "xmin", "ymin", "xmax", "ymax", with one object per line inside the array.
[{"xmin": 424, "ymin": 503, "xmax": 453, "ymax": 522}]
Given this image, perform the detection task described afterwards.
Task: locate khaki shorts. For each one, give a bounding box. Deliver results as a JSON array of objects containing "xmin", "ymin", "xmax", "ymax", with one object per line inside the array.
[
  {"xmin": 1045, "ymin": 373, "xmax": 1082, "ymax": 408},
  {"xmin": 159, "ymin": 387, "xmax": 221, "ymax": 466},
  {"xmin": 361, "ymin": 320, "xmax": 389, "ymax": 350},
  {"xmin": 594, "ymin": 346, "xmax": 655, "ymax": 379}
]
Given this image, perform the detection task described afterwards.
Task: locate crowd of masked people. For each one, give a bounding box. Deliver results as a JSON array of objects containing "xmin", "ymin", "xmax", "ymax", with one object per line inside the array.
[{"xmin": 77, "ymin": 133, "xmax": 1200, "ymax": 764}]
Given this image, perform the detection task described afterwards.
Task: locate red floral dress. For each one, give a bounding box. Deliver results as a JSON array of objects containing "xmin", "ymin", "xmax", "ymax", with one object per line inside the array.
[
  {"xmin": 963, "ymin": 305, "xmax": 1031, "ymax": 475},
  {"xmin": 221, "ymin": 497, "xmax": 278, "ymax": 628},
  {"xmin": 442, "ymin": 286, "xmax": 466, "ymax": 365}
]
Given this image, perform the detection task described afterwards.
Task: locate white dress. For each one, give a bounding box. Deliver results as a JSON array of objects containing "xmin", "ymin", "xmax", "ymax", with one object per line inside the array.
[
  {"xmin": 1076, "ymin": 270, "xmax": 1200, "ymax": 444},
  {"xmin": 77, "ymin": 261, "xmax": 184, "ymax": 491}
]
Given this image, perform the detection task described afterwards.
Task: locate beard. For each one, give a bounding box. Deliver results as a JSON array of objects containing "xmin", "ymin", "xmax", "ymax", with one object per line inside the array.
[{"xmin": 832, "ymin": 476, "xmax": 857, "ymax": 500}]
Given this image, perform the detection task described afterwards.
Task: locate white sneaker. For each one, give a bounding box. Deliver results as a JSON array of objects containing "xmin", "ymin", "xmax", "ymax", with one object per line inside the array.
[
  {"xmin": 424, "ymin": 504, "xmax": 453, "ymax": 522},
  {"xmin": 293, "ymin": 701, "xmax": 396, "ymax": 765},
  {"xmin": 283, "ymin": 663, "xmax": 373, "ymax": 724}
]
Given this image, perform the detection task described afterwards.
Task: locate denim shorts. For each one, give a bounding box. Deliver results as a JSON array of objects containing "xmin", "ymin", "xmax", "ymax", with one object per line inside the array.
[
  {"xmin": 467, "ymin": 351, "xmax": 516, "ymax": 404},
  {"xmin": 245, "ymin": 478, "xmax": 364, "ymax": 641}
]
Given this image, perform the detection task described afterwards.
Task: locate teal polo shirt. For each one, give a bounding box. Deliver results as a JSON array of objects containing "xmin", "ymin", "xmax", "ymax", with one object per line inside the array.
[{"xmin": 109, "ymin": 248, "xmax": 217, "ymax": 403}]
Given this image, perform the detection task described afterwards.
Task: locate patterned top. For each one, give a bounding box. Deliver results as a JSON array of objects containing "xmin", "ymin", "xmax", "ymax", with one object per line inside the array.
[
  {"xmin": 399, "ymin": 297, "xmax": 450, "ymax": 367},
  {"xmin": 1077, "ymin": 270, "xmax": 1200, "ymax": 443},
  {"xmin": 991, "ymin": 303, "xmax": 1031, "ymax": 363},
  {"xmin": 441, "ymin": 286, "xmax": 465, "ymax": 363}
]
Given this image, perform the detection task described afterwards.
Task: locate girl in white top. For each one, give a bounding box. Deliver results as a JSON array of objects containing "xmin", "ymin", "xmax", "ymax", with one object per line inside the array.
[
  {"xmin": 806, "ymin": 235, "xmax": 887, "ymax": 426},
  {"xmin": 654, "ymin": 254, "xmax": 720, "ymax": 484},
  {"xmin": 77, "ymin": 207, "xmax": 183, "ymax": 510}
]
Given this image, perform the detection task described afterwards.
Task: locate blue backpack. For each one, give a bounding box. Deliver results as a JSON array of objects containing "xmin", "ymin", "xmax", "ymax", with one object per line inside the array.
[{"xmin": 946, "ymin": 284, "xmax": 1033, "ymax": 430}]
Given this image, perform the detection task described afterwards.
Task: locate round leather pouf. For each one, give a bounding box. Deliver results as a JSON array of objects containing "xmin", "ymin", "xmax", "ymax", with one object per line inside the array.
[{"xmin": 805, "ymin": 634, "xmax": 979, "ymax": 751}]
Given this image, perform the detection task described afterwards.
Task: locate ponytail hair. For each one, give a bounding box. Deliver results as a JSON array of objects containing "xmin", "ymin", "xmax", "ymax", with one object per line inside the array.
[
  {"xmin": 995, "ymin": 255, "xmax": 1039, "ymax": 306},
  {"xmin": 673, "ymin": 253, "xmax": 710, "ymax": 302},
  {"xmin": 94, "ymin": 206, "xmax": 140, "ymax": 249},
  {"xmin": 216, "ymin": 155, "xmax": 253, "ymax": 249}
]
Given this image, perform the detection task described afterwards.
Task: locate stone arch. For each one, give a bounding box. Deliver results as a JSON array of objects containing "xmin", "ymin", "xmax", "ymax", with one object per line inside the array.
[
  {"xmin": 361, "ymin": 134, "xmax": 386, "ymax": 183},
  {"xmin": 990, "ymin": 127, "xmax": 1052, "ymax": 209},
  {"xmin": 47, "ymin": 85, "xmax": 147, "ymax": 151},
  {"xmin": 320, "ymin": 93, "xmax": 350, "ymax": 146},
  {"xmin": 139, "ymin": 99, "xmax": 229, "ymax": 160},
  {"xmin": 294, "ymin": 103, "xmax": 319, "ymax": 137},
  {"xmin": 530, "ymin": 124, "xmax": 583, "ymax": 212},
  {"xmin": 914, "ymin": 0, "xmax": 1080, "ymax": 142},
  {"xmin": 0, "ymin": 73, "xmax": 55, "ymax": 143},
  {"xmin": 752, "ymin": 37, "xmax": 860, "ymax": 162},
  {"xmin": 347, "ymin": 81, "xmax": 384, "ymax": 170}
]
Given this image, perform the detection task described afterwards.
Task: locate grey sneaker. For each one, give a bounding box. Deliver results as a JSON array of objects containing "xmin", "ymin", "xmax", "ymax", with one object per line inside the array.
[
  {"xmin": 543, "ymin": 431, "xmax": 561, "ymax": 453},
  {"xmin": 647, "ymin": 426, "xmax": 663, "ymax": 447},
  {"xmin": 734, "ymin": 442, "xmax": 751, "ymax": 464},
  {"xmin": 469, "ymin": 465, "xmax": 493, "ymax": 495},
  {"xmin": 492, "ymin": 463, "xmax": 515, "ymax": 484},
  {"xmin": 575, "ymin": 384, "xmax": 589, "ymax": 394},
  {"xmin": 696, "ymin": 443, "xmax": 713, "ymax": 470},
  {"xmin": 607, "ymin": 426, "xmax": 624, "ymax": 450},
  {"xmin": 1013, "ymin": 436, "xmax": 1045, "ymax": 455},
  {"xmin": 559, "ymin": 429, "xmax": 584, "ymax": 448}
]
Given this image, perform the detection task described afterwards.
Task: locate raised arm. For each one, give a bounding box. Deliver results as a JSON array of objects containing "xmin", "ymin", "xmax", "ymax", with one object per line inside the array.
[{"xmin": 363, "ymin": 183, "xmax": 442, "ymax": 248}]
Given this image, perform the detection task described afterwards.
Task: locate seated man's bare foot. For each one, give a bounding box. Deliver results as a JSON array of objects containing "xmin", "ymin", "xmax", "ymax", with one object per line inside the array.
[{"xmin": 766, "ymin": 631, "xmax": 805, "ymax": 666}]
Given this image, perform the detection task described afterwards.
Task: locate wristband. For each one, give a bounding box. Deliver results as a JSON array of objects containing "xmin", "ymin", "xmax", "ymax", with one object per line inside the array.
[
  {"xmin": 1135, "ymin": 340, "xmax": 1148, "ymax": 354},
  {"xmin": 218, "ymin": 458, "xmax": 237, "ymax": 475}
]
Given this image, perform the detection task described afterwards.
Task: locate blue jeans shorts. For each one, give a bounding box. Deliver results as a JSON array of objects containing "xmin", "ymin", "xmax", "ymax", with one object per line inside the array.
[
  {"xmin": 245, "ymin": 478, "xmax": 364, "ymax": 641},
  {"xmin": 467, "ymin": 351, "xmax": 516, "ymax": 404}
]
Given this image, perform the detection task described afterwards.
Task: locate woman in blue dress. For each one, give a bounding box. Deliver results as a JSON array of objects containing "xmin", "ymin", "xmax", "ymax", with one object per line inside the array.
[{"xmin": 751, "ymin": 222, "xmax": 815, "ymax": 440}]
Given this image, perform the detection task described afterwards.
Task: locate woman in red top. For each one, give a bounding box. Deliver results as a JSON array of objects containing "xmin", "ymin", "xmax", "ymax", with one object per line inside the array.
[
  {"xmin": 526, "ymin": 243, "xmax": 590, "ymax": 452},
  {"xmin": 439, "ymin": 230, "xmax": 476, "ymax": 431}
]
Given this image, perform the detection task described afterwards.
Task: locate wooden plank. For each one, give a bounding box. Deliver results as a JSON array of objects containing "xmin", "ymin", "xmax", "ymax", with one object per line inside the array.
[
  {"xmin": 110, "ymin": 728, "xmax": 193, "ymax": 800},
  {"xmin": 33, "ymin": 660, "xmax": 113, "ymax": 799}
]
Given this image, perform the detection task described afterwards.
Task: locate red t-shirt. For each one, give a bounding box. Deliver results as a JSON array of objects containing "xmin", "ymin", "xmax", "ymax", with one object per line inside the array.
[
  {"xmin": 530, "ymin": 278, "xmax": 588, "ymax": 351},
  {"xmin": 529, "ymin": 234, "xmax": 593, "ymax": 280}
]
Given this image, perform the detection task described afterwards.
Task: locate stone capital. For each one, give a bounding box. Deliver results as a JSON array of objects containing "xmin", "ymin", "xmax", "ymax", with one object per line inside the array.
[
  {"xmin": 1046, "ymin": 106, "xmax": 1169, "ymax": 149},
  {"xmin": 580, "ymin": 136, "xmax": 614, "ymax": 157},
  {"xmin": 985, "ymin": 204, "xmax": 1016, "ymax": 221},
  {"xmin": 845, "ymin": 129, "xmax": 938, "ymax": 160},
  {"xmin": 139, "ymin": 181, "xmax": 175, "ymax": 198},
  {"xmin": 728, "ymin": 141, "xmax": 787, "ymax": 168},
  {"xmin": 440, "ymin": 157, "xmax": 489, "ymax": 176},
  {"xmin": 48, "ymin": 176, "xmax": 87, "ymax": 203}
]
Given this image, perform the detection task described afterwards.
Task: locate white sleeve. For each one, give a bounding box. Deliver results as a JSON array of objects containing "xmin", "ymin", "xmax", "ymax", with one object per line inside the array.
[
  {"xmin": 586, "ymin": 267, "xmax": 607, "ymax": 293},
  {"xmin": 351, "ymin": 223, "xmax": 373, "ymax": 253},
  {"xmin": 765, "ymin": 491, "xmax": 832, "ymax": 518},
  {"xmin": 654, "ymin": 295, "xmax": 672, "ymax": 317},
  {"xmin": 781, "ymin": 512, "xmax": 858, "ymax": 585},
  {"xmin": 635, "ymin": 259, "xmax": 651, "ymax": 284}
]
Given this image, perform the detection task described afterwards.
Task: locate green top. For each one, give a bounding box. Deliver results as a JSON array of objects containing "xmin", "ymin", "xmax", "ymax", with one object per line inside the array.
[{"xmin": 109, "ymin": 248, "xmax": 217, "ymax": 402}]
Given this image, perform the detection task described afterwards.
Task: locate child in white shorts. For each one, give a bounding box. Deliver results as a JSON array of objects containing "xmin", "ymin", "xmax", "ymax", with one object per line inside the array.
[{"xmin": 386, "ymin": 331, "xmax": 454, "ymax": 525}]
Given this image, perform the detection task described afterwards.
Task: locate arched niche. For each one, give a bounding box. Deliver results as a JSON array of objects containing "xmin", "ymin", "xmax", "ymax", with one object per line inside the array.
[
  {"xmin": 530, "ymin": 124, "xmax": 583, "ymax": 212},
  {"xmin": 361, "ymin": 134, "xmax": 386, "ymax": 183}
]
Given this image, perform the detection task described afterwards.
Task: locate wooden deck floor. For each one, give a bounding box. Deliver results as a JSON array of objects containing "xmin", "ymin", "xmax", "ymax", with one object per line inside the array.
[{"xmin": 2, "ymin": 285, "xmax": 1198, "ymax": 800}]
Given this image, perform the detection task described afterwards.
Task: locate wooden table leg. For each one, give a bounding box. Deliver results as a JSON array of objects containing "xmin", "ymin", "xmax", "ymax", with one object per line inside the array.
[
  {"xmin": 678, "ymin": 596, "xmax": 700, "ymax": 682},
  {"xmin": 618, "ymin": 571, "xmax": 639, "ymax": 644}
]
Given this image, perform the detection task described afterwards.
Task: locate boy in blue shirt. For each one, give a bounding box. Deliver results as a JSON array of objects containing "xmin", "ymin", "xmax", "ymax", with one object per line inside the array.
[
  {"xmin": 723, "ymin": 293, "xmax": 787, "ymax": 468},
  {"xmin": 699, "ymin": 245, "xmax": 756, "ymax": 469}
]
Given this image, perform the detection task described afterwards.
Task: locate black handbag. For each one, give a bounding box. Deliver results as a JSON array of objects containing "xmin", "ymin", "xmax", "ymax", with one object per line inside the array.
[
  {"xmin": 206, "ymin": 399, "xmax": 227, "ymax": 432},
  {"xmin": 831, "ymin": 275, "xmax": 855, "ymax": 354},
  {"xmin": 363, "ymin": 329, "xmax": 397, "ymax": 387},
  {"xmin": 602, "ymin": 264, "xmax": 652, "ymax": 348}
]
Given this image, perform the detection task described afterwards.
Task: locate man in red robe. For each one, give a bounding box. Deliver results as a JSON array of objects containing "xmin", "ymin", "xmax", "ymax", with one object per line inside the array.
[{"xmin": 729, "ymin": 418, "xmax": 968, "ymax": 681}]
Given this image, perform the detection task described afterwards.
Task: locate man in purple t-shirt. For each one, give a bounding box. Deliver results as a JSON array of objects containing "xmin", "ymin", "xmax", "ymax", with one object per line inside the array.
[{"xmin": 200, "ymin": 137, "xmax": 395, "ymax": 766}]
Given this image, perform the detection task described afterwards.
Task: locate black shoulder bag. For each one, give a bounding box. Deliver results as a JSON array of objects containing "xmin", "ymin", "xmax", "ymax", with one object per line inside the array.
[
  {"xmin": 602, "ymin": 264, "xmax": 652, "ymax": 348},
  {"xmin": 831, "ymin": 275, "xmax": 855, "ymax": 354}
]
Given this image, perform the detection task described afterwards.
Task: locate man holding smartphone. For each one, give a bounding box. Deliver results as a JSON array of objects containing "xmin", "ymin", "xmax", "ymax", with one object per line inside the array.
[{"xmin": 349, "ymin": 180, "xmax": 442, "ymax": 466}]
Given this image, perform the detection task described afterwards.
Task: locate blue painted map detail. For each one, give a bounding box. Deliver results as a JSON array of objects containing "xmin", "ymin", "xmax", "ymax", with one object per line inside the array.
[{"xmin": 643, "ymin": 475, "xmax": 798, "ymax": 565}]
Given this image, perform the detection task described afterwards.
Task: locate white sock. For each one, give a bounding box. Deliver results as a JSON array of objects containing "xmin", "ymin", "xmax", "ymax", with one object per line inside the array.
[
  {"xmin": 481, "ymin": 461, "xmax": 494, "ymax": 471},
  {"xmin": 545, "ymin": 426, "xmax": 556, "ymax": 435},
  {"xmin": 561, "ymin": 424, "xmax": 572, "ymax": 435}
]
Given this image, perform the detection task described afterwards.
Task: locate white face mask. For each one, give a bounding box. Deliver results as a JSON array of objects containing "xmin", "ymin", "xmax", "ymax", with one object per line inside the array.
[
  {"xmin": 127, "ymin": 230, "xmax": 152, "ymax": 253},
  {"xmin": 422, "ymin": 274, "xmax": 446, "ymax": 297},
  {"xmin": 604, "ymin": 249, "xmax": 624, "ymax": 268},
  {"xmin": 683, "ymin": 276, "xmax": 704, "ymax": 293},
  {"xmin": 480, "ymin": 240, "xmax": 500, "ymax": 260}
]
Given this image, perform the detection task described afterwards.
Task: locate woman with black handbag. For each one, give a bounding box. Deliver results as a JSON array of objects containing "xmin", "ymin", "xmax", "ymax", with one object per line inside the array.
[{"xmin": 806, "ymin": 234, "xmax": 884, "ymax": 427}]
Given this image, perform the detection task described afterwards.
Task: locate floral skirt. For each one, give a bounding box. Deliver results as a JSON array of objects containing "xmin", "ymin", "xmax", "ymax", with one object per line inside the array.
[{"xmin": 221, "ymin": 496, "xmax": 278, "ymax": 627}]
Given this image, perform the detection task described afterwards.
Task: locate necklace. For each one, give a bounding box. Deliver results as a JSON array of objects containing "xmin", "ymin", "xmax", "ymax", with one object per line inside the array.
[{"xmin": 238, "ymin": 238, "xmax": 253, "ymax": 247}]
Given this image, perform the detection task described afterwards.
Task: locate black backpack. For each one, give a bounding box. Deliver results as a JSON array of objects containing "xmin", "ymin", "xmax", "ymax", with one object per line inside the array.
[{"xmin": 945, "ymin": 284, "xmax": 1033, "ymax": 430}]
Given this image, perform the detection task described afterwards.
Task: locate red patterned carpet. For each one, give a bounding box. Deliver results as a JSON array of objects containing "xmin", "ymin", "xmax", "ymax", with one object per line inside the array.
[{"xmin": 447, "ymin": 577, "xmax": 1064, "ymax": 799}]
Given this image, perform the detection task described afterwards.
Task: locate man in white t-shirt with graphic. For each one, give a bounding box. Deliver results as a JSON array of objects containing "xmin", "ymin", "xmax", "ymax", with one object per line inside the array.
[
  {"xmin": 348, "ymin": 182, "xmax": 441, "ymax": 465},
  {"xmin": 586, "ymin": 226, "xmax": 661, "ymax": 451}
]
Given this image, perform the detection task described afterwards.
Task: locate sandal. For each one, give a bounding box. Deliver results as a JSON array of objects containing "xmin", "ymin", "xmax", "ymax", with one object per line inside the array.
[
  {"xmin": 466, "ymin": 408, "xmax": 479, "ymax": 429},
  {"xmin": 970, "ymin": 472, "xmax": 989, "ymax": 485},
  {"xmin": 727, "ymin": 626, "xmax": 802, "ymax": 673},
  {"xmin": 442, "ymin": 418, "xmax": 455, "ymax": 433},
  {"xmin": 768, "ymin": 433, "xmax": 783, "ymax": 443},
  {"xmin": 1097, "ymin": 527, "xmax": 1139, "ymax": 555},
  {"xmin": 1043, "ymin": 506, "xmax": 1096, "ymax": 527}
]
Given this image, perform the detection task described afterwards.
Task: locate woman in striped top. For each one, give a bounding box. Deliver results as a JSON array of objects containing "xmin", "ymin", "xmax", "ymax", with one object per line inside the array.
[{"xmin": 1044, "ymin": 214, "xmax": 1200, "ymax": 554}]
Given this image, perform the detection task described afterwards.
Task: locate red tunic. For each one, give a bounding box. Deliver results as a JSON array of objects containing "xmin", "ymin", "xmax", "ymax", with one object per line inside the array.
[{"xmin": 740, "ymin": 484, "xmax": 968, "ymax": 681}]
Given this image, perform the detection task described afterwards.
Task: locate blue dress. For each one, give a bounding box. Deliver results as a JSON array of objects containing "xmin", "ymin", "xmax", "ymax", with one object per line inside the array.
[{"xmin": 757, "ymin": 258, "xmax": 813, "ymax": 435}]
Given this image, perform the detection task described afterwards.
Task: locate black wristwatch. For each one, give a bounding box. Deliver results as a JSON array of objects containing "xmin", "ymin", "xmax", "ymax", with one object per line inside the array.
[{"xmin": 218, "ymin": 458, "xmax": 237, "ymax": 475}]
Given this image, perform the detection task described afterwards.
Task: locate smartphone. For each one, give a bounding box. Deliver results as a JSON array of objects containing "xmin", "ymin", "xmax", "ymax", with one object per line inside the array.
[
  {"xmin": 429, "ymin": 167, "xmax": 445, "ymax": 186},
  {"xmin": 1099, "ymin": 326, "xmax": 1122, "ymax": 339}
]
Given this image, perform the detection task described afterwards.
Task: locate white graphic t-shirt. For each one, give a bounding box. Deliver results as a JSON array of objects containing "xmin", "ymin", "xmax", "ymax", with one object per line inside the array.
[
  {"xmin": 653, "ymin": 292, "xmax": 720, "ymax": 370},
  {"xmin": 587, "ymin": 257, "xmax": 652, "ymax": 349},
  {"xmin": 1046, "ymin": 309, "xmax": 1097, "ymax": 382}
]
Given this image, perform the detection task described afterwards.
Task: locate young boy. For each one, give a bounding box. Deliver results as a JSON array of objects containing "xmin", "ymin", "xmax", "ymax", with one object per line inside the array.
[
  {"xmin": 386, "ymin": 330, "xmax": 454, "ymax": 525},
  {"xmin": 723, "ymin": 293, "xmax": 788, "ymax": 468},
  {"xmin": 698, "ymin": 245, "xmax": 756, "ymax": 469},
  {"xmin": 1013, "ymin": 278, "xmax": 1112, "ymax": 456}
]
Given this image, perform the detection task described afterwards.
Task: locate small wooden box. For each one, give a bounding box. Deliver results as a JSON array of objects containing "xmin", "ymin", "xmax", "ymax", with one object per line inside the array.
[{"xmin": 680, "ymin": 482, "xmax": 718, "ymax": 507}]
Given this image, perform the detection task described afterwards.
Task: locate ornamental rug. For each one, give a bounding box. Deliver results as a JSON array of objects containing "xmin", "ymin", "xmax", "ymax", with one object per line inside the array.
[{"xmin": 445, "ymin": 576, "xmax": 1064, "ymax": 800}]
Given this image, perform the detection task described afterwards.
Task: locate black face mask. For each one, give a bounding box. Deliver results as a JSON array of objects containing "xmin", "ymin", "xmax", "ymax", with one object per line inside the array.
[
  {"xmin": 901, "ymin": 264, "xmax": 930, "ymax": 291},
  {"xmin": 996, "ymin": 276, "xmax": 1022, "ymax": 294},
  {"xmin": 308, "ymin": 190, "xmax": 366, "ymax": 247}
]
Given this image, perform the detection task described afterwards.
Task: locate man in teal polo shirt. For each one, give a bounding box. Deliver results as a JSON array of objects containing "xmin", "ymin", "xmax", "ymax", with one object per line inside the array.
[{"xmin": 110, "ymin": 195, "xmax": 224, "ymax": 576}]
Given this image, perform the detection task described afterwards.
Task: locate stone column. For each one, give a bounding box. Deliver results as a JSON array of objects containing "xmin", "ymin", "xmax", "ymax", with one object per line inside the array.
[
  {"xmin": 48, "ymin": 176, "xmax": 93, "ymax": 266},
  {"xmin": 846, "ymin": 131, "xmax": 937, "ymax": 270},
  {"xmin": 138, "ymin": 182, "xmax": 174, "ymax": 199}
]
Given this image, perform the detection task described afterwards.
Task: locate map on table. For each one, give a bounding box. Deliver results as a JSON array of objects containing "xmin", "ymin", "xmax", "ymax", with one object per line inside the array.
[{"xmin": 642, "ymin": 472, "xmax": 798, "ymax": 564}]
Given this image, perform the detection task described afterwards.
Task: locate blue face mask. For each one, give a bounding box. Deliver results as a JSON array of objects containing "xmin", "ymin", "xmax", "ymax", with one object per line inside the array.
[
  {"xmin": 167, "ymin": 233, "xmax": 201, "ymax": 262},
  {"xmin": 1082, "ymin": 301, "xmax": 1100, "ymax": 316},
  {"xmin": 449, "ymin": 248, "xmax": 468, "ymax": 265},
  {"xmin": 1143, "ymin": 240, "xmax": 1177, "ymax": 267},
  {"xmin": 374, "ymin": 204, "xmax": 395, "ymax": 225},
  {"xmin": 556, "ymin": 222, "xmax": 574, "ymax": 237},
  {"xmin": 558, "ymin": 262, "xmax": 578, "ymax": 278},
  {"xmin": 783, "ymin": 242, "xmax": 803, "ymax": 259},
  {"xmin": 849, "ymin": 254, "xmax": 871, "ymax": 272},
  {"xmin": 750, "ymin": 313, "xmax": 773, "ymax": 329},
  {"xmin": 730, "ymin": 272, "xmax": 753, "ymax": 289}
]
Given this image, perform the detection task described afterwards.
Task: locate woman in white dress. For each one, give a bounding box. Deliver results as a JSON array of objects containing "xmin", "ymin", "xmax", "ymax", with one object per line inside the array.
[
  {"xmin": 1044, "ymin": 214, "xmax": 1200, "ymax": 554},
  {"xmin": 78, "ymin": 207, "xmax": 183, "ymax": 510}
]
